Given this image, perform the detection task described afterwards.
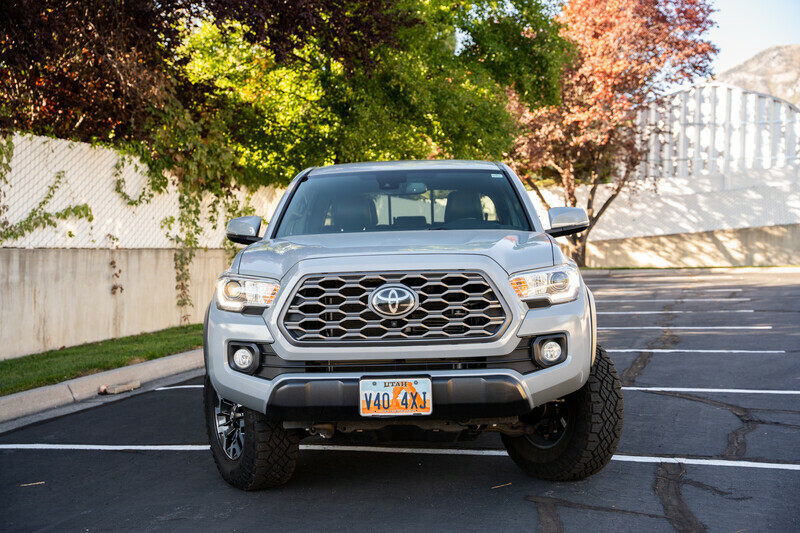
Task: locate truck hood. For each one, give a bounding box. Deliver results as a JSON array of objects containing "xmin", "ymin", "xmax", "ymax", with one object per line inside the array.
[{"xmin": 236, "ymin": 230, "xmax": 555, "ymax": 279}]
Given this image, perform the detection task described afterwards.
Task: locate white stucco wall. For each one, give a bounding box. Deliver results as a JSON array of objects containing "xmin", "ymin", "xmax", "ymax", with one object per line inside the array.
[{"xmin": 529, "ymin": 166, "xmax": 800, "ymax": 241}]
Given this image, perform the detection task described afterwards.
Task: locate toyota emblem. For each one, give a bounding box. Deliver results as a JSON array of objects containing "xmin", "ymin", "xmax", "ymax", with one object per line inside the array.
[{"xmin": 369, "ymin": 284, "xmax": 418, "ymax": 318}]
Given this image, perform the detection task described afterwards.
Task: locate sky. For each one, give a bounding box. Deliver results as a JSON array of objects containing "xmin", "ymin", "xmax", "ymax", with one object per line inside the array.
[{"xmin": 707, "ymin": 0, "xmax": 800, "ymax": 75}]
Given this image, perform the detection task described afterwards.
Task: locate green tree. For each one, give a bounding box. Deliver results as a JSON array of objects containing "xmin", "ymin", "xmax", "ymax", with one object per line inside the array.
[
  {"xmin": 1, "ymin": 0, "xmax": 569, "ymax": 311},
  {"xmin": 0, "ymin": 0, "xmax": 422, "ymax": 314},
  {"xmin": 179, "ymin": 2, "xmax": 569, "ymax": 187}
]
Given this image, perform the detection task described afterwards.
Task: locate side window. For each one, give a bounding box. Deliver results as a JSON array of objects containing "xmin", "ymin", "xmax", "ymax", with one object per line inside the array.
[{"xmin": 276, "ymin": 192, "xmax": 310, "ymax": 237}]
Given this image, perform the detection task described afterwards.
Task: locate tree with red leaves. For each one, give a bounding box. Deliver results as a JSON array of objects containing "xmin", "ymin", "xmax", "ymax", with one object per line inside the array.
[{"xmin": 508, "ymin": 0, "xmax": 717, "ymax": 266}]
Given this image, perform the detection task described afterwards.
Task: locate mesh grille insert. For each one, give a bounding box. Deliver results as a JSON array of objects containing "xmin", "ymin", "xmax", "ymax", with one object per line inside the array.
[{"xmin": 281, "ymin": 271, "xmax": 508, "ymax": 344}]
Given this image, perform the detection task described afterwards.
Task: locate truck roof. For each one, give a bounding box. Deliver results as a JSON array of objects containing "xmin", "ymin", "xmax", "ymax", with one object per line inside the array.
[{"xmin": 308, "ymin": 160, "xmax": 502, "ymax": 176}]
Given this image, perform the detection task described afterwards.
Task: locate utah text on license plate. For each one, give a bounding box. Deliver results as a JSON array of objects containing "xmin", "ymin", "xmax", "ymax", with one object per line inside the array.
[{"xmin": 359, "ymin": 378, "xmax": 432, "ymax": 417}]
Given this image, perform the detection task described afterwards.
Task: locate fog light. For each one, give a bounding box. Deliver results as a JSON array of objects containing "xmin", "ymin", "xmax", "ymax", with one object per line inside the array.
[
  {"xmin": 232, "ymin": 348, "xmax": 254, "ymax": 369},
  {"xmin": 228, "ymin": 343, "xmax": 261, "ymax": 374},
  {"xmin": 531, "ymin": 335, "xmax": 567, "ymax": 367},
  {"xmin": 541, "ymin": 341, "xmax": 562, "ymax": 362}
]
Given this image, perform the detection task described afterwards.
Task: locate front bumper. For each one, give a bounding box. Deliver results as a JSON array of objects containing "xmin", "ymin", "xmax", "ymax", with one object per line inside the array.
[
  {"xmin": 264, "ymin": 375, "xmax": 531, "ymax": 421},
  {"xmin": 206, "ymin": 287, "xmax": 594, "ymax": 421}
]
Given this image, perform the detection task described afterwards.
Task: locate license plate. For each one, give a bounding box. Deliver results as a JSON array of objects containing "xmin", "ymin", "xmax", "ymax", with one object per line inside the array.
[{"xmin": 359, "ymin": 378, "xmax": 432, "ymax": 417}]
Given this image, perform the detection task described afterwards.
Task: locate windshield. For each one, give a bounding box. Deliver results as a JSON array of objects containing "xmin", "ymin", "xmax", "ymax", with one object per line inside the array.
[{"xmin": 274, "ymin": 169, "xmax": 532, "ymax": 238}]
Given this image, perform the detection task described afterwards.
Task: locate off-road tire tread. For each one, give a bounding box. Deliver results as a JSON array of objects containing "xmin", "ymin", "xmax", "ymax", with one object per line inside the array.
[
  {"xmin": 204, "ymin": 377, "xmax": 299, "ymax": 490},
  {"xmin": 502, "ymin": 346, "xmax": 624, "ymax": 481}
]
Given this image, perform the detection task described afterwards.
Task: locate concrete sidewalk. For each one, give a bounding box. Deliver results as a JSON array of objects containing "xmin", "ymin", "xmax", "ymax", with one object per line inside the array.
[{"xmin": 0, "ymin": 349, "xmax": 204, "ymax": 426}]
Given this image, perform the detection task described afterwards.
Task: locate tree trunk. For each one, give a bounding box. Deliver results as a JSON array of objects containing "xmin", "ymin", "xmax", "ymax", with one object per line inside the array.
[
  {"xmin": 574, "ymin": 232, "xmax": 588, "ymax": 267},
  {"xmin": 555, "ymin": 162, "xmax": 587, "ymax": 266},
  {"xmin": 564, "ymin": 232, "xmax": 589, "ymax": 267}
]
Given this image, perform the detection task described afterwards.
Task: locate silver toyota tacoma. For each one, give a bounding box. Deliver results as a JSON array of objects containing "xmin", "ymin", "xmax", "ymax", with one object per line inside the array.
[{"xmin": 204, "ymin": 160, "xmax": 623, "ymax": 490}]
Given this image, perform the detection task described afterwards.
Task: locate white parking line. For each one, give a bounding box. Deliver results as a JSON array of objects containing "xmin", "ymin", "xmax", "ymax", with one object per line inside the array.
[
  {"xmin": 590, "ymin": 289, "xmax": 743, "ymax": 295},
  {"xmin": 623, "ymin": 387, "xmax": 800, "ymax": 395},
  {"xmin": 155, "ymin": 385, "xmax": 203, "ymax": 391},
  {"xmin": 610, "ymin": 455, "xmax": 800, "ymax": 471},
  {"xmin": 598, "ymin": 310, "xmax": 754, "ymax": 315},
  {"xmin": 597, "ymin": 298, "xmax": 750, "ymax": 303},
  {"xmin": 704, "ymin": 288, "xmax": 745, "ymax": 292},
  {"xmin": 607, "ymin": 348, "xmax": 785, "ymax": 354},
  {"xmin": 586, "ymin": 275, "xmax": 737, "ymax": 282},
  {"xmin": 599, "ymin": 326, "xmax": 771, "ymax": 330},
  {"xmin": 302, "ymin": 444, "xmax": 507, "ymax": 456},
  {"xmin": 0, "ymin": 444, "xmax": 208, "ymax": 451},
  {"xmin": 589, "ymin": 283, "xmax": 738, "ymax": 289},
  {"xmin": 2, "ymin": 443, "xmax": 797, "ymax": 471}
]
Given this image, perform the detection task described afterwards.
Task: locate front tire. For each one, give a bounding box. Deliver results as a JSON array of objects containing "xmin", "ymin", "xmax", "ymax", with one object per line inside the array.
[
  {"xmin": 203, "ymin": 376, "xmax": 299, "ymax": 490},
  {"xmin": 502, "ymin": 346, "xmax": 624, "ymax": 480}
]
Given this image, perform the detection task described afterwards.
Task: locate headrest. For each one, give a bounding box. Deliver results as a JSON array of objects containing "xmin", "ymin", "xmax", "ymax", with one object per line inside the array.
[
  {"xmin": 332, "ymin": 196, "xmax": 377, "ymax": 232},
  {"xmin": 444, "ymin": 190, "xmax": 483, "ymax": 222}
]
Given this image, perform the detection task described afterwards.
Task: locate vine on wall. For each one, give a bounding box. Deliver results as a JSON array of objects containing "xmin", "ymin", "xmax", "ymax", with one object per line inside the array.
[
  {"xmin": 2, "ymin": 116, "xmax": 255, "ymax": 321},
  {"xmin": 223, "ymin": 190, "xmax": 256, "ymax": 262},
  {"xmin": 0, "ymin": 136, "xmax": 94, "ymax": 245},
  {"xmin": 109, "ymin": 101, "xmax": 258, "ymax": 320},
  {"xmin": 113, "ymin": 156, "xmax": 156, "ymax": 207},
  {"xmin": 0, "ymin": 136, "xmax": 13, "ymax": 236},
  {"xmin": 159, "ymin": 189, "xmax": 255, "ymax": 323},
  {"xmin": 107, "ymin": 234, "xmax": 124, "ymax": 295}
]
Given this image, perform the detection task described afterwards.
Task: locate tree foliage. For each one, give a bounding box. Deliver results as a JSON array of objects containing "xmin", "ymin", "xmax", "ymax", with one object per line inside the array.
[
  {"xmin": 1, "ymin": 1, "xmax": 568, "ymax": 187},
  {"xmin": 0, "ymin": 0, "xmax": 200, "ymax": 142},
  {"xmin": 508, "ymin": 0, "xmax": 717, "ymax": 265},
  {"xmin": 0, "ymin": 0, "xmax": 414, "ymax": 142},
  {"xmin": 455, "ymin": 0, "xmax": 565, "ymax": 109},
  {"xmin": 0, "ymin": 0, "xmax": 570, "ymax": 309},
  {"xmin": 202, "ymin": 0, "xmax": 416, "ymax": 73},
  {"xmin": 179, "ymin": 1, "xmax": 569, "ymax": 186}
]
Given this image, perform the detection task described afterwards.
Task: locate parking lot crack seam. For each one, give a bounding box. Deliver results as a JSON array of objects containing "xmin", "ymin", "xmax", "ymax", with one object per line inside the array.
[
  {"xmin": 619, "ymin": 304, "xmax": 679, "ymax": 386},
  {"xmin": 750, "ymin": 407, "xmax": 800, "ymax": 415},
  {"xmin": 653, "ymin": 463, "xmax": 708, "ymax": 533},
  {"xmin": 530, "ymin": 500, "xmax": 563, "ymax": 533},
  {"xmin": 725, "ymin": 423, "xmax": 759, "ymax": 459},
  {"xmin": 620, "ymin": 352, "xmax": 652, "ymax": 386},
  {"xmin": 681, "ymin": 478, "xmax": 752, "ymax": 501},
  {"xmin": 525, "ymin": 495, "xmax": 667, "ymax": 523},
  {"xmin": 645, "ymin": 391, "xmax": 785, "ymax": 460}
]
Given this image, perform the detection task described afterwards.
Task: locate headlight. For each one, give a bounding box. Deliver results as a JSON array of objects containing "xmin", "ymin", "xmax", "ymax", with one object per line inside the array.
[
  {"xmin": 509, "ymin": 264, "xmax": 580, "ymax": 304},
  {"xmin": 215, "ymin": 275, "xmax": 280, "ymax": 312}
]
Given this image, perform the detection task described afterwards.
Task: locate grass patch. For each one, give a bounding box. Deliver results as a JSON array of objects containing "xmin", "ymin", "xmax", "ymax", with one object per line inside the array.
[{"xmin": 0, "ymin": 324, "xmax": 203, "ymax": 397}]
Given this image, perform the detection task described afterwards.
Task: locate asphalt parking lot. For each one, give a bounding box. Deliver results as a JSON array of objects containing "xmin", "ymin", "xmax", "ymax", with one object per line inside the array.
[{"xmin": 2, "ymin": 268, "xmax": 798, "ymax": 532}]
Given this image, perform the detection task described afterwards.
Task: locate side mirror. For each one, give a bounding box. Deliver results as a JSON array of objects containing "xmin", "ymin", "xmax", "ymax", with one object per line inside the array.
[
  {"xmin": 546, "ymin": 207, "xmax": 589, "ymax": 238},
  {"xmin": 226, "ymin": 216, "xmax": 262, "ymax": 245}
]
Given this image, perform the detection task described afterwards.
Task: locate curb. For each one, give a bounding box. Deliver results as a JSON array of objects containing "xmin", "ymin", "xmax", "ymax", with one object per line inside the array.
[{"xmin": 0, "ymin": 349, "xmax": 204, "ymax": 425}]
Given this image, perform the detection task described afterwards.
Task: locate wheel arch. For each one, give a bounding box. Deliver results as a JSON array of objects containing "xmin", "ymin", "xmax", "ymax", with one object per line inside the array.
[{"xmin": 586, "ymin": 286, "xmax": 597, "ymax": 366}]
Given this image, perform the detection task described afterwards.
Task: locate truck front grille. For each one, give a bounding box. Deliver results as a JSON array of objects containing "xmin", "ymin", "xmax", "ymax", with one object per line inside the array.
[{"xmin": 280, "ymin": 271, "xmax": 509, "ymax": 345}]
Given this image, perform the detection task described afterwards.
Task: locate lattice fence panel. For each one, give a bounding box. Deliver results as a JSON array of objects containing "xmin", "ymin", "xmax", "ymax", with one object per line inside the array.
[{"xmin": 2, "ymin": 134, "xmax": 283, "ymax": 249}]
